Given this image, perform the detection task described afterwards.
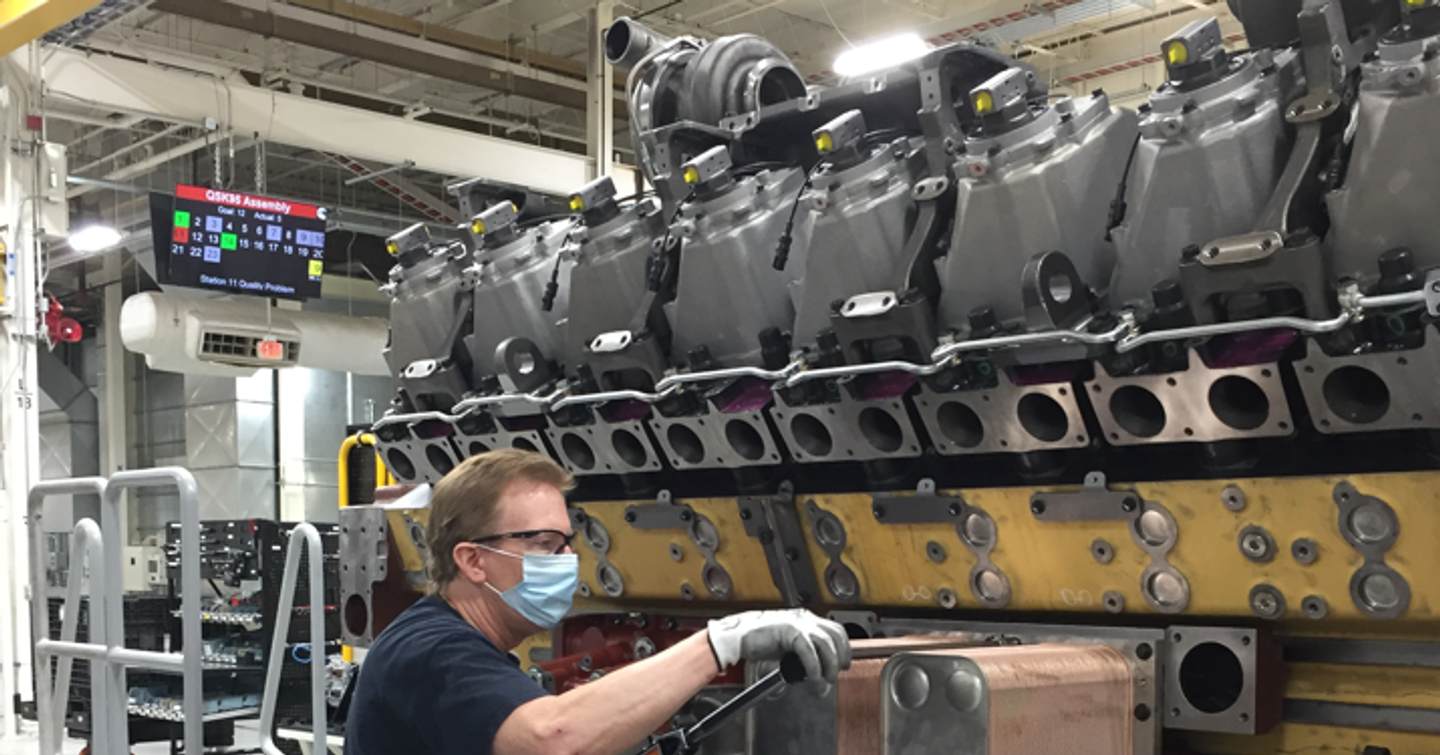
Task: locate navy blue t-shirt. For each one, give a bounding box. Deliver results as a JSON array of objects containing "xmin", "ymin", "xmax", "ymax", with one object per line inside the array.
[{"xmin": 344, "ymin": 595, "xmax": 546, "ymax": 755}]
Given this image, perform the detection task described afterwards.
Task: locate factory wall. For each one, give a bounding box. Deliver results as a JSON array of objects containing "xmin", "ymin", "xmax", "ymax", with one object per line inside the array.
[{"xmin": 36, "ymin": 296, "xmax": 393, "ymax": 543}]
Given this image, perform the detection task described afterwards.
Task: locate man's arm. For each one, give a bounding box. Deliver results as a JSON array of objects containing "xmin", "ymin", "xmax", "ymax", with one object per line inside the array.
[
  {"xmin": 493, "ymin": 630, "xmax": 715, "ymax": 755},
  {"xmin": 494, "ymin": 609, "xmax": 850, "ymax": 755}
]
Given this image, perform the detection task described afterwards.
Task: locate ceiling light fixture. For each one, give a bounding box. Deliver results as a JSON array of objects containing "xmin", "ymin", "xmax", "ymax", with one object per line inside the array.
[
  {"xmin": 67, "ymin": 224, "xmax": 123, "ymax": 254},
  {"xmin": 833, "ymin": 33, "xmax": 933, "ymax": 77}
]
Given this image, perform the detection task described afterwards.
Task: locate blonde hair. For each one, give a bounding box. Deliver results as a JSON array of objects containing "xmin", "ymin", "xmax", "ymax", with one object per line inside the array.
[{"xmin": 425, "ymin": 448, "xmax": 574, "ymax": 588}]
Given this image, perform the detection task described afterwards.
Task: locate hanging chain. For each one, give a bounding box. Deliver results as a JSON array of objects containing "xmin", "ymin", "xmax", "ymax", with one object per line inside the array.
[
  {"xmin": 255, "ymin": 137, "xmax": 267, "ymax": 193},
  {"xmin": 212, "ymin": 136, "xmax": 223, "ymax": 188}
]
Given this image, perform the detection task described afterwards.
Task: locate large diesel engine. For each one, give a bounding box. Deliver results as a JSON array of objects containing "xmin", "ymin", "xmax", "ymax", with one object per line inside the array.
[
  {"xmin": 346, "ymin": 2, "xmax": 1440, "ymax": 753},
  {"xmin": 372, "ymin": 2, "xmax": 1438, "ymax": 492}
]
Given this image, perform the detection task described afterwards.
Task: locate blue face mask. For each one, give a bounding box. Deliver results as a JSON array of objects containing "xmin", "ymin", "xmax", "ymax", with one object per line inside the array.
[{"xmin": 480, "ymin": 545, "xmax": 579, "ymax": 628}]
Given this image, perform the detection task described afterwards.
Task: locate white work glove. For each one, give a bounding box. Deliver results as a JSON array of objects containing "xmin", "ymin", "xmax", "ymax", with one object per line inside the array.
[{"xmin": 706, "ymin": 609, "xmax": 852, "ymax": 683}]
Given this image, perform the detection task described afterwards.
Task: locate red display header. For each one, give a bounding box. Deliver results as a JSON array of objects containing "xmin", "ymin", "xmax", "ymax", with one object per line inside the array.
[{"xmin": 175, "ymin": 184, "xmax": 324, "ymax": 220}]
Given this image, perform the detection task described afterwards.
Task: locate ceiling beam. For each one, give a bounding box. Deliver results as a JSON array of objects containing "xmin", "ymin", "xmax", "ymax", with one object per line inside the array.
[
  {"xmin": 286, "ymin": 0, "xmax": 588, "ymax": 80},
  {"xmin": 21, "ymin": 45, "xmax": 636, "ymax": 195},
  {"xmin": 76, "ymin": 33, "xmax": 596, "ymax": 151},
  {"xmin": 321, "ymin": 152, "xmax": 462, "ymax": 223},
  {"xmin": 149, "ymin": 0, "xmax": 628, "ymax": 116}
]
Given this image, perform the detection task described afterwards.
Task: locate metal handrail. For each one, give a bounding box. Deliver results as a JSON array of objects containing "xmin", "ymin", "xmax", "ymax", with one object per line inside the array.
[
  {"xmin": 28, "ymin": 477, "xmax": 108, "ymax": 755},
  {"xmin": 35, "ymin": 520, "xmax": 106, "ymax": 755},
  {"xmin": 102, "ymin": 467, "xmax": 205, "ymax": 753},
  {"xmin": 258, "ymin": 523, "xmax": 328, "ymax": 755},
  {"xmin": 49, "ymin": 521, "xmax": 106, "ymax": 749},
  {"xmin": 28, "ymin": 468, "xmax": 204, "ymax": 755}
]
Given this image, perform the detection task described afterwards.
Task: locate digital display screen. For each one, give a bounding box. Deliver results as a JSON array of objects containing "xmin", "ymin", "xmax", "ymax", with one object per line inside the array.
[{"xmin": 152, "ymin": 184, "xmax": 329, "ymax": 300}]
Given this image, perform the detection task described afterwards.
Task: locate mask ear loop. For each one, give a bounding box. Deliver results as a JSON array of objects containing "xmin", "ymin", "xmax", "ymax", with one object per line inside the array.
[{"xmin": 475, "ymin": 544, "xmax": 522, "ymax": 599}]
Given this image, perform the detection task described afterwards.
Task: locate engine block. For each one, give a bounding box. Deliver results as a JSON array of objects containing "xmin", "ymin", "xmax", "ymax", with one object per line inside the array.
[{"xmin": 349, "ymin": 2, "xmax": 1440, "ymax": 753}]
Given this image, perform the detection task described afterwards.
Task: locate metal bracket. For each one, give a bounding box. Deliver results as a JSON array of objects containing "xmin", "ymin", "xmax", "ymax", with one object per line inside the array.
[
  {"xmin": 1022, "ymin": 250, "xmax": 1091, "ymax": 331},
  {"xmin": 493, "ymin": 336, "xmax": 555, "ymax": 393},
  {"xmin": 623, "ymin": 491, "xmax": 697, "ymax": 530},
  {"xmin": 339, "ymin": 506, "xmax": 390, "ymax": 645},
  {"xmin": 827, "ymin": 292, "xmax": 939, "ymax": 364},
  {"xmin": 1178, "ymin": 232, "xmax": 1332, "ymax": 322},
  {"xmin": 838, "ymin": 291, "xmax": 900, "ymax": 319},
  {"xmin": 738, "ymin": 484, "xmax": 820, "ymax": 607},
  {"xmin": 871, "ymin": 479, "xmax": 968, "ymax": 524},
  {"xmin": 1425, "ymin": 270, "xmax": 1440, "ymax": 317},
  {"xmin": 912, "ymin": 176, "xmax": 949, "ymax": 201},
  {"xmin": 1196, "ymin": 231, "xmax": 1284, "ymax": 267},
  {"xmin": 1030, "ymin": 471, "xmax": 1142, "ymax": 522},
  {"xmin": 589, "ymin": 330, "xmax": 634, "ymax": 354},
  {"xmin": 1286, "ymin": 0, "xmax": 1351, "ymax": 124}
]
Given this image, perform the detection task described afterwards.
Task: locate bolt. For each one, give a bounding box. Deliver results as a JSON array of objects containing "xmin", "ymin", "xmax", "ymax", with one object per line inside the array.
[
  {"xmin": 1135, "ymin": 643, "xmax": 1153, "ymax": 661},
  {"xmin": 1291, "ymin": 538, "xmax": 1318, "ymax": 565},
  {"xmin": 873, "ymin": 504, "xmax": 887, "ymax": 520},
  {"xmin": 1121, "ymin": 496, "xmax": 1138, "ymax": 513},
  {"xmin": 1243, "ymin": 533, "xmax": 1268, "ymax": 556},
  {"xmin": 948, "ymin": 502, "xmax": 963, "ymax": 517},
  {"xmin": 1250, "ymin": 585, "xmax": 1285, "ymax": 619},
  {"xmin": 1221, "ymin": 485, "xmax": 1246, "ymax": 512},
  {"xmin": 1134, "ymin": 704, "xmax": 1152, "ymax": 722},
  {"xmin": 624, "ymin": 511, "xmax": 637, "ymax": 523},
  {"xmin": 784, "ymin": 548, "xmax": 799, "ymax": 562},
  {"xmin": 1030, "ymin": 499, "xmax": 1047, "ymax": 516},
  {"xmin": 679, "ymin": 510, "xmax": 692, "ymax": 522},
  {"xmin": 740, "ymin": 508, "xmax": 752, "ymax": 521}
]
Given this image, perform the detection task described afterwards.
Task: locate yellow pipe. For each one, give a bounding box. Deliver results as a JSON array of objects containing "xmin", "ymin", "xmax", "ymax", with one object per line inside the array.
[
  {"xmin": 0, "ymin": 0, "xmax": 103, "ymax": 57},
  {"xmin": 336, "ymin": 432, "xmax": 389, "ymax": 508}
]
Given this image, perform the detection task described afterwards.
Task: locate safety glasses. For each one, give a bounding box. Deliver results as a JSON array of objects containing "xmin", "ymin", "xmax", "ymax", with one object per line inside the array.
[{"xmin": 471, "ymin": 529, "xmax": 576, "ymax": 555}]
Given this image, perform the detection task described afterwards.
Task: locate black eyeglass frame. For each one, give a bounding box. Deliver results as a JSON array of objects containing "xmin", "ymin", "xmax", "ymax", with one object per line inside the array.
[{"xmin": 470, "ymin": 529, "xmax": 576, "ymax": 555}]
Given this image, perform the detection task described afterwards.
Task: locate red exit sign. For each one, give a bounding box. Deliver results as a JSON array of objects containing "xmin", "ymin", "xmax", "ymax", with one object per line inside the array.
[{"xmin": 255, "ymin": 339, "xmax": 286, "ymax": 361}]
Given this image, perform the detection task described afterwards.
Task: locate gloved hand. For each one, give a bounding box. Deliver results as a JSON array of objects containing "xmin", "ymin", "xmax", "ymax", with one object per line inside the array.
[{"xmin": 706, "ymin": 609, "xmax": 852, "ymax": 683}]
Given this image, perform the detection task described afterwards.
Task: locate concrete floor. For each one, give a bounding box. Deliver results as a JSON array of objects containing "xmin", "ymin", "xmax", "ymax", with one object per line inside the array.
[{"xmin": 0, "ymin": 719, "xmax": 262, "ymax": 755}]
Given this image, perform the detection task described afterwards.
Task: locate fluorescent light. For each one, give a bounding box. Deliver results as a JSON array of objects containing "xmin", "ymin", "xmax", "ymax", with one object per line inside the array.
[
  {"xmin": 67, "ymin": 224, "xmax": 123, "ymax": 253},
  {"xmin": 833, "ymin": 33, "xmax": 933, "ymax": 77}
]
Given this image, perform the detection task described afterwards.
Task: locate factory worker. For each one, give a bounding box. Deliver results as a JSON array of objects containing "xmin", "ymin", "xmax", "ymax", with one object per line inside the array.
[{"xmin": 345, "ymin": 448, "xmax": 850, "ymax": 755}]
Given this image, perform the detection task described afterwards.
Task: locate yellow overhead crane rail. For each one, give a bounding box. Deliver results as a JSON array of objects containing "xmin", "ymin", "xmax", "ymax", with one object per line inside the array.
[{"xmin": 0, "ymin": 0, "xmax": 102, "ymax": 57}]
